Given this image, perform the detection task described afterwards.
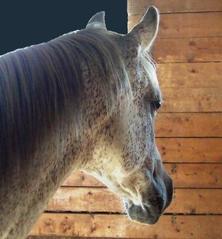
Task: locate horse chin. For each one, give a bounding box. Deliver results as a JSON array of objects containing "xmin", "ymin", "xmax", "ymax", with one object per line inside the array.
[{"xmin": 125, "ymin": 203, "xmax": 160, "ymax": 225}]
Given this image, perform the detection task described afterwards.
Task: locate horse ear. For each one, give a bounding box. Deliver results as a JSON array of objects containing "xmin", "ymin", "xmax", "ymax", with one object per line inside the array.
[
  {"xmin": 86, "ymin": 11, "xmax": 107, "ymax": 30},
  {"xmin": 127, "ymin": 6, "xmax": 159, "ymax": 50}
]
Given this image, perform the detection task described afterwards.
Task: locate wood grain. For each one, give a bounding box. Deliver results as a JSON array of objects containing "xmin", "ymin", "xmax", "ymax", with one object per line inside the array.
[
  {"xmin": 128, "ymin": 0, "xmax": 222, "ymax": 14},
  {"xmin": 63, "ymin": 164, "xmax": 222, "ymax": 188},
  {"xmin": 157, "ymin": 62, "xmax": 222, "ymax": 88},
  {"xmin": 156, "ymin": 138, "xmax": 222, "ymax": 163},
  {"xmin": 129, "ymin": 12, "xmax": 222, "ymax": 38},
  {"xmin": 156, "ymin": 113, "xmax": 222, "ymax": 137},
  {"xmin": 47, "ymin": 187, "xmax": 222, "ymax": 214},
  {"xmin": 161, "ymin": 88, "xmax": 222, "ymax": 112},
  {"xmin": 28, "ymin": 237, "xmax": 135, "ymax": 239},
  {"xmin": 62, "ymin": 171, "xmax": 101, "ymax": 187},
  {"xmin": 30, "ymin": 214, "xmax": 222, "ymax": 238},
  {"xmin": 165, "ymin": 164, "xmax": 222, "ymax": 188},
  {"xmin": 153, "ymin": 37, "xmax": 222, "ymax": 63},
  {"xmin": 155, "ymin": 113, "xmax": 222, "ymax": 137}
]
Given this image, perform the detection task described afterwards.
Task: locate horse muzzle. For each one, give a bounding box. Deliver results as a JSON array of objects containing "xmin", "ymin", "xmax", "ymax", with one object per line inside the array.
[
  {"xmin": 125, "ymin": 173, "xmax": 173, "ymax": 225},
  {"xmin": 126, "ymin": 202, "xmax": 162, "ymax": 224}
]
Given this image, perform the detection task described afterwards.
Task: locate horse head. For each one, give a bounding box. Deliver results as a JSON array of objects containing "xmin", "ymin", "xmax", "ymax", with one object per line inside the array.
[{"xmin": 83, "ymin": 6, "xmax": 173, "ymax": 224}]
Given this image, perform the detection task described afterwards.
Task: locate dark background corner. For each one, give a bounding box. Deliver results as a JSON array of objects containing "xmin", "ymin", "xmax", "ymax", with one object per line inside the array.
[{"xmin": 0, "ymin": 0, "xmax": 127, "ymax": 55}]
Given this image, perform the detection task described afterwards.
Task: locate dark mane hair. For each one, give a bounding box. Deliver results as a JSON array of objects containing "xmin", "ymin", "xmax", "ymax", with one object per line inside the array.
[{"xmin": 0, "ymin": 28, "xmax": 127, "ymax": 181}]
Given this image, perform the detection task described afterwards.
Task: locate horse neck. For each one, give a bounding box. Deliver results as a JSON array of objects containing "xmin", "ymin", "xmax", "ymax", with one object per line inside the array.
[
  {"xmin": 0, "ymin": 31, "xmax": 116, "ymax": 238},
  {"xmin": 0, "ymin": 66, "xmax": 93, "ymax": 239},
  {"xmin": 0, "ymin": 113, "xmax": 86, "ymax": 238}
]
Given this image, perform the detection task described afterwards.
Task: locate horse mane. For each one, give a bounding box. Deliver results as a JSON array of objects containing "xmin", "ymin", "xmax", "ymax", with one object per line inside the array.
[{"xmin": 0, "ymin": 28, "xmax": 128, "ymax": 182}]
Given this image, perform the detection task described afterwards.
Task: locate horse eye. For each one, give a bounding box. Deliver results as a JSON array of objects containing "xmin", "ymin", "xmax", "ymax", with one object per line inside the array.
[{"xmin": 151, "ymin": 100, "xmax": 161, "ymax": 110}]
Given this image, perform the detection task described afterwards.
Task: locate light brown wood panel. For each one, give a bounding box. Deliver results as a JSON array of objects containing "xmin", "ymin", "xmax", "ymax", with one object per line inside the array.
[
  {"xmin": 161, "ymin": 88, "xmax": 222, "ymax": 112},
  {"xmin": 63, "ymin": 171, "xmax": 102, "ymax": 187},
  {"xmin": 63, "ymin": 164, "xmax": 222, "ymax": 188},
  {"xmin": 153, "ymin": 37, "xmax": 222, "ymax": 63},
  {"xmin": 165, "ymin": 164, "xmax": 222, "ymax": 188},
  {"xmin": 27, "ymin": 237, "xmax": 133, "ymax": 239},
  {"xmin": 156, "ymin": 138, "xmax": 222, "ymax": 163},
  {"xmin": 30, "ymin": 214, "xmax": 222, "ymax": 238},
  {"xmin": 157, "ymin": 62, "xmax": 222, "ymax": 88},
  {"xmin": 27, "ymin": 236, "xmax": 125, "ymax": 239},
  {"xmin": 128, "ymin": 0, "xmax": 222, "ymax": 14},
  {"xmin": 27, "ymin": 237, "xmax": 147, "ymax": 239},
  {"xmin": 27, "ymin": 237, "xmax": 138, "ymax": 239},
  {"xmin": 156, "ymin": 113, "xmax": 222, "ymax": 137},
  {"xmin": 129, "ymin": 13, "xmax": 222, "ymax": 38},
  {"xmin": 47, "ymin": 187, "xmax": 222, "ymax": 214},
  {"xmin": 47, "ymin": 187, "xmax": 123, "ymax": 213}
]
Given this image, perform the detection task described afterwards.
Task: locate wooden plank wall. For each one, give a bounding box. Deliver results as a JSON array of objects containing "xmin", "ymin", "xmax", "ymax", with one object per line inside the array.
[{"xmin": 28, "ymin": 1, "xmax": 222, "ymax": 238}]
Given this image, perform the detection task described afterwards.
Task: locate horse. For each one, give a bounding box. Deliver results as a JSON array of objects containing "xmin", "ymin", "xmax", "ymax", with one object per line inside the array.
[{"xmin": 0, "ymin": 6, "xmax": 173, "ymax": 239}]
